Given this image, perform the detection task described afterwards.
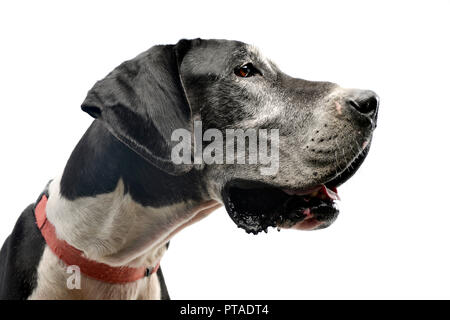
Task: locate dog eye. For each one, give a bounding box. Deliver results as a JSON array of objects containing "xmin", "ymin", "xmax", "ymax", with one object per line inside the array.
[{"xmin": 234, "ymin": 63, "xmax": 260, "ymax": 78}]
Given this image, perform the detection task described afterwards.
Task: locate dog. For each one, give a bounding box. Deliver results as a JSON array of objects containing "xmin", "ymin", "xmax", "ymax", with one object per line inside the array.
[{"xmin": 0, "ymin": 38, "xmax": 379, "ymax": 299}]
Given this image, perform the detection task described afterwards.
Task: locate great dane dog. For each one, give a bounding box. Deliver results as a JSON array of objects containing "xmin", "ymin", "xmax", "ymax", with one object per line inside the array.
[{"xmin": 0, "ymin": 38, "xmax": 379, "ymax": 299}]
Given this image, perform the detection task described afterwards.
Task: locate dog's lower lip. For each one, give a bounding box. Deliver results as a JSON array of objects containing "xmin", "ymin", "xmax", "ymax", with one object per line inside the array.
[
  {"xmin": 223, "ymin": 182, "xmax": 341, "ymax": 234},
  {"xmin": 223, "ymin": 139, "xmax": 371, "ymax": 234}
]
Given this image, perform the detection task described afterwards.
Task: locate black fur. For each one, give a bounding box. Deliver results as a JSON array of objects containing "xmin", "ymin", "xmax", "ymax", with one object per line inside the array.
[
  {"xmin": 156, "ymin": 267, "xmax": 170, "ymax": 300},
  {"xmin": 81, "ymin": 43, "xmax": 195, "ymax": 175},
  {"xmin": 0, "ymin": 192, "xmax": 47, "ymax": 300},
  {"xmin": 60, "ymin": 120, "xmax": 206, "ymax": 207}
]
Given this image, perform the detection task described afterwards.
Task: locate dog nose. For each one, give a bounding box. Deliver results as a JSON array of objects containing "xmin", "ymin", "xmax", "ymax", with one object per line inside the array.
[{"xmin": 347, "ymin": 90, "xmax": 379, "ymax": 116}]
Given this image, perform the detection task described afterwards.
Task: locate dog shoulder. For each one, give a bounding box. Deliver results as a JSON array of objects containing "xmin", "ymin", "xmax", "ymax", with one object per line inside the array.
[{"xmin": 0, "ymin": 202, "xmax": 46, "ymax": 299}]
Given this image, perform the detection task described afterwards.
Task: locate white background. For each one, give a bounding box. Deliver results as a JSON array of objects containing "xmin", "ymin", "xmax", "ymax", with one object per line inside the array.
[{"xmin": 1, "ymin": 0, "xmax": 449, "ymax": 299}]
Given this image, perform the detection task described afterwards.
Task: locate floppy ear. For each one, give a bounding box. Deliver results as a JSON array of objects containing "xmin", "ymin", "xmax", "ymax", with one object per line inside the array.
[{"xmin": 81, "ymin": 39, "xmax": 199, "ymax": 174}]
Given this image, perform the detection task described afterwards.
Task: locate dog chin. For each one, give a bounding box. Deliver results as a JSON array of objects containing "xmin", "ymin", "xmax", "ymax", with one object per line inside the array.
[
  {"xmin": 221, "ymin": 144, "xmax": 370, "ymax": 235},
  {"xmin": 222, "ymin": 181, "xmax": 340, "ymax": 234}
]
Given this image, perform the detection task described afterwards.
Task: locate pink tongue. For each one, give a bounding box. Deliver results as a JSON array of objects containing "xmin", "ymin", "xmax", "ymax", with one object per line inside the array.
[{"xmin": 320, "ymin": 185, "xmax": 340, "ymax": 201}]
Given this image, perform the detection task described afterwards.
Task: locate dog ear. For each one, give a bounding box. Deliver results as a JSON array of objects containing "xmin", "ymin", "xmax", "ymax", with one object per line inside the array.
[{"xmin": 81, "ymin": 39, "xmax": 200, "ymax": 175}]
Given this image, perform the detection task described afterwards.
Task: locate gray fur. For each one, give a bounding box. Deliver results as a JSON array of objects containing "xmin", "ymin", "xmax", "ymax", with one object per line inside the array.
[{"xmin": 175, "ymin": 39, "xmax": 378, "ymax": 199}]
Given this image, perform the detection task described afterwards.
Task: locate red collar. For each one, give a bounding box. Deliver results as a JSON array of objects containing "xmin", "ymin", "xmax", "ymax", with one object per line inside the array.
[{"xmin": 34, "ymin": 194, "xmax": 159, "ymax": 284}]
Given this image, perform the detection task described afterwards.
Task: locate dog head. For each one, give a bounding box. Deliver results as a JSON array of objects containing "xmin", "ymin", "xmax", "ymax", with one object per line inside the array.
[{"xmin": 81, "ymin": 38, "xmax": 379, "ymax": 234}]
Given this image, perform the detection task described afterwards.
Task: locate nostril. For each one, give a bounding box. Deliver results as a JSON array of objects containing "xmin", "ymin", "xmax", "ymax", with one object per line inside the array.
[
  {"xmin": 363, "ymin": 95, "xmax": 380, "ymax": 114},
  {"xmin": 348, "ymin": 99, "xmax": 360, "ymax": 110},
  {"xmin": 348, "ymin": 91, "xmax": 379, "ymax": 115}
]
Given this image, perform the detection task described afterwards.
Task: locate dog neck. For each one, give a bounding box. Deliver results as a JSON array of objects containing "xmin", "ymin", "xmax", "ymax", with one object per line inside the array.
[{"xmin": 46, "ymin": 121, "xmax": 221, "ymax": 269}]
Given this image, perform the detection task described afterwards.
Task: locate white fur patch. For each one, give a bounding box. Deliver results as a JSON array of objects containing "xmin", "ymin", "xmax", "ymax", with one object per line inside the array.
[
  {"xmin": 30, "ymin": 176, "xmax": 221, "ymax": 299},
  {"xmin": 29, "ymin": 246, "xmax": 161, "ymax": 300}
]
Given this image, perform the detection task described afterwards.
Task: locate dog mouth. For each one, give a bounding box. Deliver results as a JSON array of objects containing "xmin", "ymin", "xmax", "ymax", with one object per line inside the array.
[{"xmin": 222, "ymin": 145, "xmax": 369, "ymax": 234}]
